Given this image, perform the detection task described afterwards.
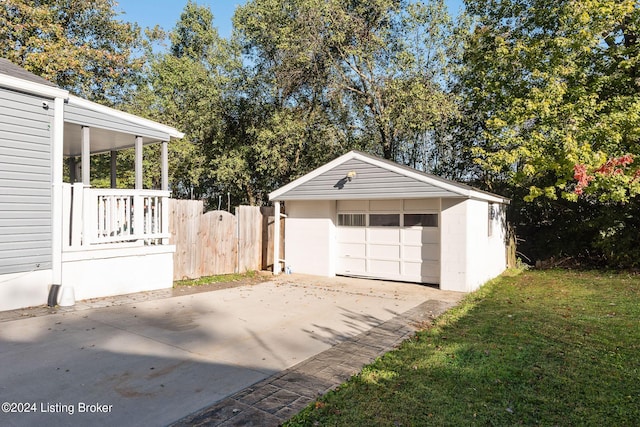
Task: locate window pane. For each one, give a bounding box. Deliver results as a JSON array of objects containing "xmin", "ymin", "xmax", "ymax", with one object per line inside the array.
[
  {"xmin": 369, "ymin": 214, "xmax": 400, "ymax": 227},
  {"xmin": 404, "ymin": 214, "xmax": 438, "ymax": 227},
  {"xmin": 338, "ymin": 214, "xmax": 366, "ymax": 226}
]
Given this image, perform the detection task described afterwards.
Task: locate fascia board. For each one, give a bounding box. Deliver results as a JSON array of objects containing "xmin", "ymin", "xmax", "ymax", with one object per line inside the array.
[
  {"xmin": 67, "ymin": 95, "xmax": 184, "ymax": 139},
  {"xmin": 0, "ymin": 74, "xmax": 68, "ymax": 99}
]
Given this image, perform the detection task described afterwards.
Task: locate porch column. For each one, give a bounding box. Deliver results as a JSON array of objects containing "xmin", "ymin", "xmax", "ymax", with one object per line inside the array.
[
  {"xmin": 81, "ymin": 126, "xmax": 90, "ymax": 186},
  {"xmin": 110, "ymin": 150, "xmax": 117, "ymax": 188},
  {"xmin": 161, "ymin": 140, "xmax": 168, "ymax": 191},
  {"xmin": 81, "ymin": 126, "xmax": 91, "ymax": 249},
  {"xmin": 273, "ymin": 201, "xmax": 281, "ymax": 275},
  {"xmin": 135, "ymin": 135, "xmax": 143, "ymax": 189}
]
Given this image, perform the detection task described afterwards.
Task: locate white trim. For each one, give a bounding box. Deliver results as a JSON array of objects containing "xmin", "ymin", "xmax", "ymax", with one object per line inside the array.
[
  {"xmin": 269, "ymin": 151, "xmax": 509, "ymax": 204},
  {"xmin": 51, "ymin": 96, "xmax": 66, "ymax": 286},
  {"xmin": 0, "ymin": 74, "xmax": 68, "ymax": 99},
  {"xmin": 67, "ymin": 96, "xmax": 184, "ymax": 139}
]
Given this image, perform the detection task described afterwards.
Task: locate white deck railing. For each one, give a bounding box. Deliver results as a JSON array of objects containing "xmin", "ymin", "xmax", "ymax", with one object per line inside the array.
[{"xmin": 62, "ymin": 183, "xmax": 170, "ymax": 249}]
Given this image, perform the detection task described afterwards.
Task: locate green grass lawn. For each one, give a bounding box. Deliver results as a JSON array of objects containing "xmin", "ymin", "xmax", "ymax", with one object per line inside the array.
[{"xmin": 286, "ymin": 269, "xmax": 640, "ymax": 426}]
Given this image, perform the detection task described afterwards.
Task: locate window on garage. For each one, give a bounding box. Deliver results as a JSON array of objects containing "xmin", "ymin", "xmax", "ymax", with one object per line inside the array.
[
  {"xmin": 338, "ymin": 213, "xmax": 366, "ymax": 226},
  {"xmin": 369, "ymin": 214, "xmax": 400, "ymax": 226},
  {"xmin": 404, "ymin": 213, "xmax": 438, "ymax": 227}
]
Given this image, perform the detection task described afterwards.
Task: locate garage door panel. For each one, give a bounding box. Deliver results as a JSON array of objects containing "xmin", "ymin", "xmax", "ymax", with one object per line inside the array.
[
  {"xmin": 403, "ymin": 228, "xmax": 439, "ymax": 244},
  {"xmin": 338, "ymin": 243, "xmax": 366, "ymax": 258},
  {"xmin": 368, "ymin": 228, "xmax": 400, "ymax": 243},
  {"xmin": 420, "ymin": 228, "xmax": 440, "ymax": 243},
  {"xmin": 403, "ymin": 244, "xmax": 439, "ymax": 261},
  {"xmin": 337, "ymin": 227, "xmax": 366, "ymax": 242},
  {"xmin": 403, "ymin": 260, "xmax": 440, "ymax": 278},
  {"xmin": 340, "ymin": 257, "xmax": 366, "ymax": 274},
  {"xmin": 337, "ymin": 200, "xmax": 368, "ymax": 211},
  {"xmin": 369, "ymin": 259, "xmax": 401, "ymax": 275},
  {"xmin": 370, "ymin": 199, "xmax": 402, "ymax": 211},
  {"xmin": 369, "ymin": 243, "xmax": 400, "ymax": 259}
]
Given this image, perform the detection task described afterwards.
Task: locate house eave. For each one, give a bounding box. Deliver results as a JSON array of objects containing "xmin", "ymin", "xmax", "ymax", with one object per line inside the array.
[
  {"xmin": 67, "ymin": 96, "xmax": 184, "ymax": 139},
  {"xmin": 0, "ymin": 73, "xmax": 69, "ymax": 99}
]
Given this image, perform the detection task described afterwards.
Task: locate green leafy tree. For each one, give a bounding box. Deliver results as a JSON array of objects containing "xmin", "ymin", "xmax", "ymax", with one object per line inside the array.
[
  {"xmin": 457, "ymin": 0, "xmax": 640, "ymax": 266},
  {"xmin": 234, "ymin": 0, "xmax": 461, "ymax": 166},
  {"xmin": 460, "ymin": 0, "xmax": 639, "ymax": 202},
  {"xmin": 130, "ymin": 1, "xmax": 243, "ymax": 202},
  {"xmin": 0, "ymin": 0, "xmax": 145, "ymax": 103}
]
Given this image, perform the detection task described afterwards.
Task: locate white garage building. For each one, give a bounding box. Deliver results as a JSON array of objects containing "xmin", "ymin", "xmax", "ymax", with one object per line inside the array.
[{"xmin": 269, "ymin": 151, "xmax": 510, "ymax": 293}]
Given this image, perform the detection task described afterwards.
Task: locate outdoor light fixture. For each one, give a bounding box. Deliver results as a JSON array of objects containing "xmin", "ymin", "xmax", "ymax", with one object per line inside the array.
[
  {"xmin": 346, "ymin": 170, "xmax": 357, "ymax": 181},
  {"xmin": 489, "ymin": 204, "xmax": 497, "ymax": 220}
]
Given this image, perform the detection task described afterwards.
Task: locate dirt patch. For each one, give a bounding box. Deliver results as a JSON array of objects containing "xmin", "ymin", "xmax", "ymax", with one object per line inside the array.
[{"xmin": 170, "ymin": 271, "xmax": 275, "ymax": 297}]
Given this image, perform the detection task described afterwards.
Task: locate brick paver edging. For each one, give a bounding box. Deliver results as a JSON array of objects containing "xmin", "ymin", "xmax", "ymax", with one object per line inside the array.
[{"xmin": 171, "ymin": 299, "xmax": 456, "ymax": 427}]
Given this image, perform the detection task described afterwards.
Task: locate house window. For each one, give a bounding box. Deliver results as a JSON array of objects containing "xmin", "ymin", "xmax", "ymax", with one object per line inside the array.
[
  {"xmin": 338, "ymin": 213, "xmax": 366, "ymax": 226},
  {"xmin": 369, "ymin": 214, "xmax": 400, "ymax": 227},
  {"xmin": 404, "ymin": 214, "xmax": 438, "ymax": 227}
]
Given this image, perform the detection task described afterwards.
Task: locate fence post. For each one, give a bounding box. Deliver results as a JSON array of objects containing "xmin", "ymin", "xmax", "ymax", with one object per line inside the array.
[{"xmin": 273, "ymin": 202, "xmax": 281, "ymax": 274}]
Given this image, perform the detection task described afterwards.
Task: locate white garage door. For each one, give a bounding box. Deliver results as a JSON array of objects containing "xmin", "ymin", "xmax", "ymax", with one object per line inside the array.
[{"xmin": 336, "ymin": 199, "xmax": 440, "ymax": 284}]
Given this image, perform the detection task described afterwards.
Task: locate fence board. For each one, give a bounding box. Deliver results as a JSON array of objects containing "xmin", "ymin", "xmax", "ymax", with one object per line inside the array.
[
  {"xmin": 169, "ymin": 199, "xmax": 203, "ymax": 280},
  {"xmin": 236, "ymin": 206, "xmax": 263, "ymax": 272}
]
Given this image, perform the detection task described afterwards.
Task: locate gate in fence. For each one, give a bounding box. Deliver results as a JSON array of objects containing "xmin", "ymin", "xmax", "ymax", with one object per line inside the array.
[{"xmin": 169, "ymin": 200, "xmax": 284, "ymax": 280}]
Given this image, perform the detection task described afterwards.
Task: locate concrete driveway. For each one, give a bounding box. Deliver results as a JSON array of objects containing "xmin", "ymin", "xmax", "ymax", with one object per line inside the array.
[{"xmin": 0, "ymin": 274, "xmax": 463, "ymax": 426}]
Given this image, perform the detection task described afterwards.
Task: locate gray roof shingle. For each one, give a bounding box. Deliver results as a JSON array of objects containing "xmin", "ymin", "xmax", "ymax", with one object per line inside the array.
[{"xmin": 0, "ymin": 58, "xmax": 59, "ymax": 88}]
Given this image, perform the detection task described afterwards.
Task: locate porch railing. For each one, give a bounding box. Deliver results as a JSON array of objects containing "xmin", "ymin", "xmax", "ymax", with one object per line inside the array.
[{"xmin": 62, "ymin": 183, "xmax": 170, "ymax": 249}]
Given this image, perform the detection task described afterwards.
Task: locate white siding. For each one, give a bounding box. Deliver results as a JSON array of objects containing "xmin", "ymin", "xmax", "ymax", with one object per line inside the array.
[{"xmin": 0, "ymin": 87, "xmax": 53, "ymax": 275}]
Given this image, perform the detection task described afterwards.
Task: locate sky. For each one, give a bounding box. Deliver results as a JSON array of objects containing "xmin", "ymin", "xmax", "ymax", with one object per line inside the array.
[
  {"xmin": 115, "ymin": 0, "xmax": 466, "ymax": 39},
  {"xmin": 115, "ymin": 1, "xmax": 242, "ymax": 38}
]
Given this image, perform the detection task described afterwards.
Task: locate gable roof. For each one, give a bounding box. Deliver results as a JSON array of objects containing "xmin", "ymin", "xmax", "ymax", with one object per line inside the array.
[{"xmin": 269, "ymin": 150, "xmax": 509, "ymax": 204}]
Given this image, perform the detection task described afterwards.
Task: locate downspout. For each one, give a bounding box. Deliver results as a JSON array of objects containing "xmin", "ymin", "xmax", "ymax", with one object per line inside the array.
[{"xmin": 48, "ymin": 96, "xmax": 65, "ymax": 306}]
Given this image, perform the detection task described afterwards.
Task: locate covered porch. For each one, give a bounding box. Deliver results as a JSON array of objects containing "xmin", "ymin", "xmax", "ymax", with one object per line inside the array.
[{"xmin": 58, "ymin": 96, "xmax": 183, "ymax": 302}]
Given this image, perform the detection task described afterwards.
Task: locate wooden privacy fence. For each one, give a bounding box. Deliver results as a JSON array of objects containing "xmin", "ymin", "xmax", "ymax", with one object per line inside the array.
[{"xmin": 169, "ymin": 200, "xmax": 284, "ymax": 280}]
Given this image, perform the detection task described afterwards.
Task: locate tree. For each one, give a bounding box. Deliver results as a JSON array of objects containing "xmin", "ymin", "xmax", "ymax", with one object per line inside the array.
[
  {"xmin": 0, "ymin": 0, "xmax": 145, "ymax": 104},
  {"xmin": 234, "ymin": 0, "xmax": 461, "ymax": 166},
  {"xmin": 456, "ymin": 0, "xmax": 640, "ymax": 266},
  {"xmin": 460, "ymin": 0, "xmax": 640, "ymax": 202},
  {"xmin": 130, "ymin": 1, "xmax": 238, "ymax": 201}
]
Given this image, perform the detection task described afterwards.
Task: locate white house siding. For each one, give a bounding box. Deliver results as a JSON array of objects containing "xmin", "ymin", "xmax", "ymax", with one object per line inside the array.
[
  {"xmin": 284, "ymin": 200, "xmax": 336, "ymax": 277},
  {"xmin": 0, "ymin": 88, "xmax": 54, "ymax": 311}
]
